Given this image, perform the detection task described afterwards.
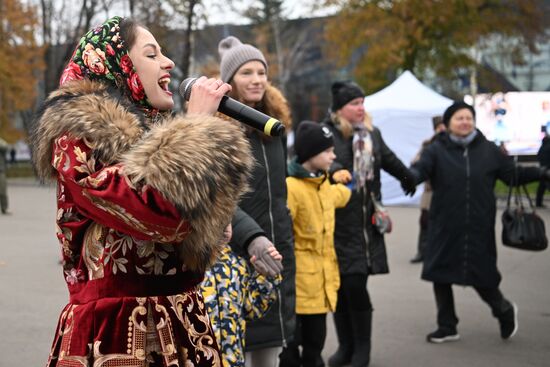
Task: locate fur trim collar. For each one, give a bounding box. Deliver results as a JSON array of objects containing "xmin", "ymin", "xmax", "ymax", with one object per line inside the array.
[
  {"xmin": 31, "ymin": 79, "xmax": 253, "ymax": 272},
  {"xmin": 31, "ymin": 80, "xmax": 145, "ymax": 181}
]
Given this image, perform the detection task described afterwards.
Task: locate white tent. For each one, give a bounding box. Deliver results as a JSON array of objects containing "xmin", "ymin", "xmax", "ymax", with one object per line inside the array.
[{"xmin": 363, "ymin": 70, "xmax": 453, "ymax": 205}]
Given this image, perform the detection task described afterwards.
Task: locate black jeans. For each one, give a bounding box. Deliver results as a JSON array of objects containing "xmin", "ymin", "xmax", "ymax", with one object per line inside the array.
[
  {"xmin": 337, "ymin": 274, "xmax": 372, "ymax": 312},
  {"xmin": 415, "ymin": 209, "xmax": 429, "ymax": 257},
  {"xmin": 279, "ymin": 313, "xmax": 327, "ymax": 367},
  {"xmin": 433, "ymin": 283, "xmax": 513, "ymax": 331}
]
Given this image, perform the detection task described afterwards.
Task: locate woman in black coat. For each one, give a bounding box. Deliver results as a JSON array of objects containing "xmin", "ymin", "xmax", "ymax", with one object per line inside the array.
[
  {"xmin": 323, "ymin": 81, "xmax": 416, "ymax": 367},
  {"xmin": 217, "ymin": 36, "xmax": 295, "ymax": 367},
  {"xmin": 410, "ymin": 101, "xmax": 546, "ymax": 344}
]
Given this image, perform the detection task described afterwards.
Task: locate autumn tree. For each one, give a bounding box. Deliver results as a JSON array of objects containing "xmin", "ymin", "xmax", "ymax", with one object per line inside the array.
[
  {"xmin": 0, "ymin": 0, "xmax": 44, "ymax": 143},
  {"xmin": 321, "ymin": 0, "xmax": 549, "ymax": 95}
]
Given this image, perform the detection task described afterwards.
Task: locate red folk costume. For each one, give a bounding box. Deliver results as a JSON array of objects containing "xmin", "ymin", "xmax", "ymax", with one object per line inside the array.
[{"xmin": 31, "ymin": 17, "xmax": 252, "ymax": 367}]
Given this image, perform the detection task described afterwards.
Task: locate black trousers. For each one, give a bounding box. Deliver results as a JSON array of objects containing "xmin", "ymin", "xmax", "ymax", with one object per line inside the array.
[
  {"xmin": 433, "ymin": 283, "xmax": 513, "ymax": 331},
  {"xmin": 279, "ymin": 313, "xmax": 327, "ymax": 367},
  {"xmin": 536, "ymin": 180, "xmax": 546, "ymax": 206},
  {"xmin": 337, "ymin": 274, "xmax": 372, "ymax": 312},
  {"xmin": 415, "ymin": 209, "xmax": 429, "ymax": 257}
]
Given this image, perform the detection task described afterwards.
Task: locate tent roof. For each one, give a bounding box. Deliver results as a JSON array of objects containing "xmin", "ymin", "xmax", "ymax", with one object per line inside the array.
[{"xmin": 363, "ymin": 70, "xmax": 453, "ymax": 113}]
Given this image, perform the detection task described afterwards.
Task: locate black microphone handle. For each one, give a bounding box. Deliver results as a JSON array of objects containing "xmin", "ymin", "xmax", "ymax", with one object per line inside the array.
[
  {"xmin": 218, "ymin": 96, "xmax": 285, "ymax": 136},
  {"xmin": 179, "ymin": 78, "xmax": 285, "ymax": 136}
]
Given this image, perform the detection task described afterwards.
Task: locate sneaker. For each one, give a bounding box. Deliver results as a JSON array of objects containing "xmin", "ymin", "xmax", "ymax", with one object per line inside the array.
[
  {"xmin": 499, "ymin": 303, "xmax": 518, "ymax": 340},
  {"xmin": 426, "ymin": 328, "xmax": 460, "ymax": 343}
]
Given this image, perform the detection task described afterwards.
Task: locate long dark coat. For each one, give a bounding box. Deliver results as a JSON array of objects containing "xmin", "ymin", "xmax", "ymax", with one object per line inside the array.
[
  {"xmin": 229, "ymin": 85, "xmax": 296, "ymax": 351},
  {"xmin": 323, "ymin": 118, "xmax": 412, "ymax": 276},
  {"xmin": 411, "ymin": 130, "xmax": 541, "ymax": 287}
]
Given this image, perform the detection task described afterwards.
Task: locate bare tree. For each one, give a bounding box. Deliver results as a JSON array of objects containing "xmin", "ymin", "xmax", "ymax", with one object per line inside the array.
[
  {"xmin": 165, "ymin": 0, "xmax": 207, "ymax": 108},
  {"xmin": 127, "ymin": 0, "xmax": 134, "ymax": 16},
  {"xmin": 40, "ymin": 0, "xmax": 55, "ymax": 95},
  {"xmin": 231, "ymin": 0, "xmax": 288, "ymax": 93},
  {"xmin": 39, "ymin": 0, "xmax": 108, "ymax": 94}
]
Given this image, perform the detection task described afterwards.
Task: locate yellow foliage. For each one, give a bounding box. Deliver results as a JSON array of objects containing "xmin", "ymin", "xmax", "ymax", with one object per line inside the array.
[
  {"xmin": 0, "ymin": 0, "xmax": 44, "ymax": 141},
  {"xmin": 323, "ymin": 0, "xmax": 548, "ymax": 93}
]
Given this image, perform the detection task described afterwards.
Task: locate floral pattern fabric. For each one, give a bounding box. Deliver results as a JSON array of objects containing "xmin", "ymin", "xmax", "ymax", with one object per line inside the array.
[
  {"xmin": 53, "ymin": 134, "xmax": 192, "ymax": 278},
  {"xmin": 59, "ymin": 16, "xmax": 156, "ymax": 117},
  {"xmin": 47, "ymin": 293, "xmax": 220, "ymax": 367},
  {"xmin": 45, "ymin": 133, "xmax": 222, "ymax": 366},
  {"xmin": 201, "ymin": 246, "xmax": 281, "ymax": 367}
]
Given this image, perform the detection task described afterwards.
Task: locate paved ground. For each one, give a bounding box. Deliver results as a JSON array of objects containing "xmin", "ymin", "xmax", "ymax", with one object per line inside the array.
[{"xmin": 1, "ymin": 179, "xmax": 549, "ymax": 366}]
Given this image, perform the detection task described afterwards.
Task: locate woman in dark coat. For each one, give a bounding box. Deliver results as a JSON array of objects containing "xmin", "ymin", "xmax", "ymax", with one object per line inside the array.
[
  {"xmin": 216, "ymin": 36, "xmax": 295, "ymax": 367},
  {"xmin": 323, "ymin": 81, "xmax": 416, "ymax": 367},
  {"xmin": 410, "ymin": 101, "xmax": 546, "ymax": 343}
]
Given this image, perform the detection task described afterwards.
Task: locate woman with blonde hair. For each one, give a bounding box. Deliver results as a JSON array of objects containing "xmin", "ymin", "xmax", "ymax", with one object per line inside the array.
[
  {"xmin": 322, "ymin": 81, "xmax": 416, "ymax": 367},
  {"xmin": 216, "ymin": 36, "xmax": 295, "ymax": 367}
]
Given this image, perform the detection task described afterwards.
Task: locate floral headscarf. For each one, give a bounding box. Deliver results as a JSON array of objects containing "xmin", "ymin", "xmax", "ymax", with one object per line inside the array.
[{"xmin": 60, "ymin": 16, "xmax": 158, "ymax": 118}]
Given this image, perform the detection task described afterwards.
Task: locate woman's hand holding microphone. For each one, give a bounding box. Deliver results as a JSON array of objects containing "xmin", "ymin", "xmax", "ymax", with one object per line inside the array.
[{"xmin": 186, "ymin": 76, "xmax": 231, "ymax": 116}]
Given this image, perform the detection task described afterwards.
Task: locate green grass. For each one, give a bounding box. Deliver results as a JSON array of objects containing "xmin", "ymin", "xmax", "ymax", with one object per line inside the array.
[{"xmin": 494, "ymin": 180, "xmax": 546, "ymax": 197}]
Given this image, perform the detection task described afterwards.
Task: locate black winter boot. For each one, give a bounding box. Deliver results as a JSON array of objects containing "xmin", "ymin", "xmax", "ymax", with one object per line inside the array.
[
  {"xmin": 279, "ymin": 344, "xmax": 301, "ymax": 367},
  {"xmin": 328, "ymin": 311, "xmax": 353, "ymax": 367},
  {"xmin": 350, "ymin": 309, "xmax": 372, "ymax": 367}
]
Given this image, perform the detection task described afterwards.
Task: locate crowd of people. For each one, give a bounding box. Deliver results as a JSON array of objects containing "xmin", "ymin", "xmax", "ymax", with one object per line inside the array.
[{"xmin": 27, "ymin": 15, "xmax": 549, "ymax": 367}]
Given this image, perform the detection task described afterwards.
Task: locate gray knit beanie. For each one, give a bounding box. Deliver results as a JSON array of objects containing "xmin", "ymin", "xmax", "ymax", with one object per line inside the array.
[{"xmin": 218, "ymin": 36, "xmax": 267, "ymax": 83}]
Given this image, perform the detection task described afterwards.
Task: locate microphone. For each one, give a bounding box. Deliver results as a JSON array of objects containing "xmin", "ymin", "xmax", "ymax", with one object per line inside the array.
[{"xmin": 179, "ymin": 78, "xmax": 286, "ymax": 137}]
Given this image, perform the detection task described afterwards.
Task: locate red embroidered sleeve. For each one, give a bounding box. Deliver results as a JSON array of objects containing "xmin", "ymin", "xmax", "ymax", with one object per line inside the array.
[{"xmin": 53, "ymin": 134, "xmax": 191, "ymax": 243}]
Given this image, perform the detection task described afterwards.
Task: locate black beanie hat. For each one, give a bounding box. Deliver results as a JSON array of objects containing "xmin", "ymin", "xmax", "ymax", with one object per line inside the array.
[
  {"xmin": 295, "ymin": 121, "xmax": 334, "ymax": 164},
  {"xmin": 331, "ymin": 80, "xmax": 365, "ymax": 112},
  {"xmin": 443, "ymin": 101, "xmax": 476, "ymax": 127}
]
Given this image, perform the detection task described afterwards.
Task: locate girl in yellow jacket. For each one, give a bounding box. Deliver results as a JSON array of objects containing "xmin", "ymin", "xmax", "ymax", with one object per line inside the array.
[{"xmin": 280, "ymin": 121, "xmax": 351, "ymax": 367}]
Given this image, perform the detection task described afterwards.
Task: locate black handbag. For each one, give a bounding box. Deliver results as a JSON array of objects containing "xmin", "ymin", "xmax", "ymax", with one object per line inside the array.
[{"xmin": 501, "ymin": 174, "xmax": 548, "ymax": 251}]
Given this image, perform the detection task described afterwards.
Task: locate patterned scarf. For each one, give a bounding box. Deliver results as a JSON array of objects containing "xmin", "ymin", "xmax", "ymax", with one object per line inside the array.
[
  {"xmin": 59, "ymin": 16, "xmax": 160, "ymax": 119},
  {"xmin": 352, "ymin": 125, "xmax": 374, "ymax": 191}
]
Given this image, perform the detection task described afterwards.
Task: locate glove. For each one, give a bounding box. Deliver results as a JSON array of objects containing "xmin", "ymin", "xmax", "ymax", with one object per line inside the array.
[
  {"xmin": 401, "ymin": 174, "xmax": 417, "ymax": 197},
  {"xmin": 247, "ymin": 236, "xmax": 283, "ymax": 277},
  {"xmin": 332, "ymin": 169, "xmax": 352, "ymax": 184}
]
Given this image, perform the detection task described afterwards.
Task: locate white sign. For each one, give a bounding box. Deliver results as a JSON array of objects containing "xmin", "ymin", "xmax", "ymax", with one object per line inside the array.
[{"xmin": 474, "ymin": 92, "xmax": 550, "ymax": 155}]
